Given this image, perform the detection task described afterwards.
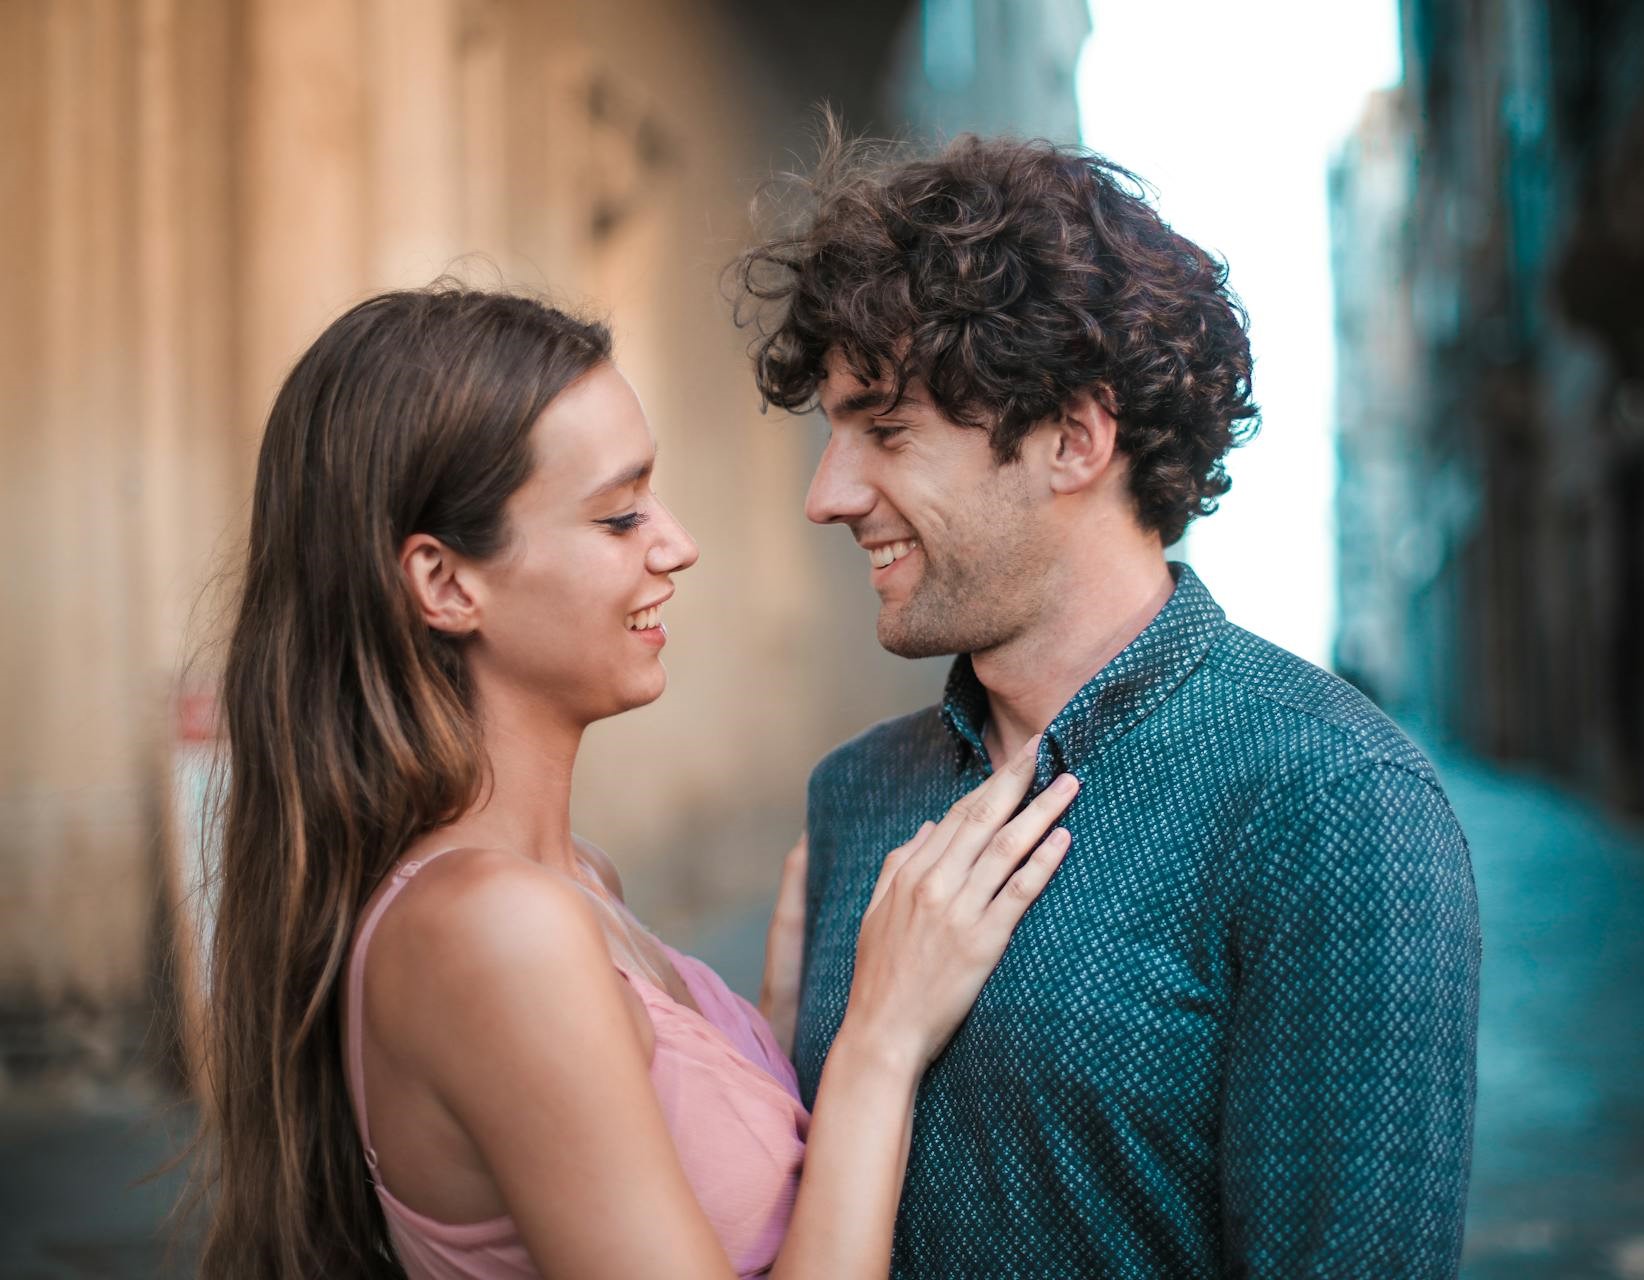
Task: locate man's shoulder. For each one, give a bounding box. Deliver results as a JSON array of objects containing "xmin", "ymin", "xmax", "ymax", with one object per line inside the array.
[
  {"xmin": 1195, "ymin": 629, "xmax": 1471, "ymax": 905},
  {"xmin": 809, "ymin": 704, "xmax": 951, "ymax": 796},
  {"xmin": 1196, "ymin": 622, "xmax": 1439, "ymax": 789}
]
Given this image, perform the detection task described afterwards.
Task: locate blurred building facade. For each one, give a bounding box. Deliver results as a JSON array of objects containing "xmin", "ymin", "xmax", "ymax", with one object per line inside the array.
[
  {"xmin": 1331, "ymin": 0, "xmax": 1644, "ymax": 814},
  {"xmin": 0, "ymin": 0, "xmax": 1085, "ymax": 1097}
]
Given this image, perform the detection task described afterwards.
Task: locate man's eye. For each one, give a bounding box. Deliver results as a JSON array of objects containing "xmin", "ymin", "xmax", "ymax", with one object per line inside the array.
[
  {"xmin": 599, "ymin": 511, "xmax": 651, "ymax": 534},
  {"xmin": 867, "ymin": 425, "xmax": 907, "ymax": 446}
]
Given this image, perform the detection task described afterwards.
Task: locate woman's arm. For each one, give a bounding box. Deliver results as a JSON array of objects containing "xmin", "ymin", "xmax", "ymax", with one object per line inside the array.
[
  {"xmin": 402, "ymin": 857, "xmax": 732, "ymax": 1279},
  {"xmin": 778, "ymin": 1035, "xmax": 920, "ymax": 1273},
  {"xmin": 770, "ymin": 736, "xmax": 1074, "ymax": 1278},
  {"xmin": 400, "ymin": 739, "xmax": 1071, "ymax": 1278}
]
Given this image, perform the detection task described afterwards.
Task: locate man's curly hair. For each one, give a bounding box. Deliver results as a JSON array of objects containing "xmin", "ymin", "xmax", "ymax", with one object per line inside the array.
[{"xmin": 732, "ymin": 125, "xmax": 1259, "ymax": 546}]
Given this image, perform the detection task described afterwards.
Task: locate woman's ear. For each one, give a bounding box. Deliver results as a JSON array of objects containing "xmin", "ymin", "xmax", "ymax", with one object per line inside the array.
[
  {"xmin": 400, "ymin": 533, "xmax": 480, "ymax": 636},
  {"xmin": 1043, "ymin": 389, "xmax": 1118, "ymax": 496}
]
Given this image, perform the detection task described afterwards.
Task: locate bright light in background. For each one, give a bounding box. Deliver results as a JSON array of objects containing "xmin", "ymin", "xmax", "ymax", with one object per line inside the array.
[{"xmin": 1077, "ymin": 0, "xmax": 1401, "ymax": 668}]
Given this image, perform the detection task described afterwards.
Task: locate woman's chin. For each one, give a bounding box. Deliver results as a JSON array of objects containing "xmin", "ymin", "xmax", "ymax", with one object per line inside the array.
[
  {"xmin": 607, "ymin": 666, "xmax": 668, "ymax": 717},
  {"xmin": 634, "ymin": 671, "xmax": 667, "ymax": 709}
]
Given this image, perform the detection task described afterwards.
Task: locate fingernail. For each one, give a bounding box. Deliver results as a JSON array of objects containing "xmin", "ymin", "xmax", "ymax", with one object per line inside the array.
[
  {"xmin": 1052, "ymin": 772, "xmax": 1080, "ymax": 796},
  {"xmin": 1023, "ymin": 733, "xmax": 1043, "ymax": 756}
]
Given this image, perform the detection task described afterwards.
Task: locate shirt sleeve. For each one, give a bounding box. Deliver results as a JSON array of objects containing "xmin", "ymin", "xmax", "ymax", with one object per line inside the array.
[{"xmin": 1221, "ymin": 761, "xmax": 1482, "ymax": 1278}]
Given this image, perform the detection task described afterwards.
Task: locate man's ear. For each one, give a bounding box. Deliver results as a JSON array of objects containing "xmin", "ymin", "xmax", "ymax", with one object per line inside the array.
[
  {"xmin": 1043, "ymin": 389, "xmax": 1118, "ymax": 495},
  {"xmin": 400, "ymin": 533, "xmax": 481, "ymax": 636}
]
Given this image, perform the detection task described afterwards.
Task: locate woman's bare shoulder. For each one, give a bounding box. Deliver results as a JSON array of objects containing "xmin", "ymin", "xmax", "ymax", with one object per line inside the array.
[
  {"xmin": 366, "ymin": 849, "xmax": 612, "ymax": 1028},
  {"xmin": 360, "ymin": 845, "xmax": 660, "ymax": 1100}
]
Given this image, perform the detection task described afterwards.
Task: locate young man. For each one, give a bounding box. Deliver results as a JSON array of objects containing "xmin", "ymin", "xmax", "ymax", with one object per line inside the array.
[{"xmin": 736, "ymin": 132, "xmax": 1481, "ymax": 1277}]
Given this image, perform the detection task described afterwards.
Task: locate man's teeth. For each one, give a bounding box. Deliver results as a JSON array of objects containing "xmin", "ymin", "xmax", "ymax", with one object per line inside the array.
[
  {"xmin": 625, "ymin": 605, "xmax": 661, "ymax": 631},
  {"xmin": 868, "ymin": 540, "xmax": 919, "ymax": 569}
]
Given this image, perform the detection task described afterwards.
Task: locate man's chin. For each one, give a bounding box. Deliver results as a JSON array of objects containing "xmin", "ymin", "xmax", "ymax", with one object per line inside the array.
[{"xmin": 875, "ymin": 606, "xmax": 962, "ymax": 661}]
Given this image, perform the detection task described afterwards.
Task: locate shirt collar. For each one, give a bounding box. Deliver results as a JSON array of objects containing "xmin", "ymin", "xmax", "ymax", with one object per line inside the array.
[{"xmin": 939, "ymin": 562, "xmax": 1227, "ymax": 777}]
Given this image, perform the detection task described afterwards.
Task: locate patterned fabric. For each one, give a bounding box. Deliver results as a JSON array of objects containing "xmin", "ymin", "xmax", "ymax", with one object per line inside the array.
[{"xmin": 795, "ymin": 564, "xmax": 1481, "ymax": 1278}]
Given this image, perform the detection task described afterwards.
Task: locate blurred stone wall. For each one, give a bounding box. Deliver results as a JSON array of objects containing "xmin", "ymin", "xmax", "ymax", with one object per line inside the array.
[
  {"xmin": 1330, "ymin": 0, "xmax": 1644, "ymax": 814},
  {"xmin": 0, "ymin": 0, "xmax": 893, "ymax": 1096},
  {"xmin": 0, "ymin": 0, "xmax": 1087, "ymax": 1096}
]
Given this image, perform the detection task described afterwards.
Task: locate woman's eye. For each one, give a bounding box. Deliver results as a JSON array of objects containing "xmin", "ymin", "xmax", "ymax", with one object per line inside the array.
[{"xmin": 599, "ymin": 511, "xmax": 651, "ymax": 534}]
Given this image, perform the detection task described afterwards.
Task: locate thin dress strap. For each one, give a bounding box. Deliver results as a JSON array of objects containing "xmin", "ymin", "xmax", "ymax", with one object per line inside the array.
[
  {"xmin": 563, "ymin": 854, "xmax": 672, "ymax": 991},
  {"xmin": 345, "ymin": 846, "xmax": 469, "ymax": 1178}
]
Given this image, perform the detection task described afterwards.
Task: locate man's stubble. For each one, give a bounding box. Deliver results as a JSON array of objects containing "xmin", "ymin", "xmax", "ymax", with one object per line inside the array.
[{"xmin": 876, "ymin": 464, "xmax": 1046, "ymax": 660}]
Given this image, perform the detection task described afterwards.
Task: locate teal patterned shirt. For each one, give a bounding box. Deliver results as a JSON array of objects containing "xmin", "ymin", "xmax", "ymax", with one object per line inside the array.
[{"xmin": 795, "ymin": 564, "xmax": 1480, "ymax": 1278}]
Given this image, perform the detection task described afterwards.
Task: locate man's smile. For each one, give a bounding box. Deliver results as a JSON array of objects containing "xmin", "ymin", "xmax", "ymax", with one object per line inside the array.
[{"xmin": 865, "ymin": 538, "xmax": 920, "ymax": 570}]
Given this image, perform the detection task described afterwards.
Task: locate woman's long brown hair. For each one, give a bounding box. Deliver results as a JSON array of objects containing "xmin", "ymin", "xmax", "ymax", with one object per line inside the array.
[{"xmin": 189, "ymin": 285, "xmax": 611, "ymax": 1276}]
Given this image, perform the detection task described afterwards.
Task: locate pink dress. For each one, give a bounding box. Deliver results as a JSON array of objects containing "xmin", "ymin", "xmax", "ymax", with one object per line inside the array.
[{"xmin": 343, "ymin": 847, "xmax": 811, "ymax": 1278}]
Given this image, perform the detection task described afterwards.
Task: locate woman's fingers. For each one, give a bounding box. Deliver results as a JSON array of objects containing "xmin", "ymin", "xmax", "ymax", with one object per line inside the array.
[
  {"xmin": 842, "ymin": 740, "xmax": 1078, "ymax": 1076},
  {"xmin": 979, "ymin": 828, "xmax": 1071, "ymax": 941},
  {"xmin": 902, "ymin": 734, "xmax": 1043, "ymax": 886},
  {"xmin": 960, "ymin": 771, "xmax": 1080, "ymax": 911},
  {"xmin": 866, "ymin": 820, "xmax": 936, "ymax": 914}
]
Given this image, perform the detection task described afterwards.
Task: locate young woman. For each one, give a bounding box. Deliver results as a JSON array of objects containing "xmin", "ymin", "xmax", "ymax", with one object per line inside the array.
[{"xmin": 195, "ymin": 285, "xmax": 1077, "ymax": 1278}]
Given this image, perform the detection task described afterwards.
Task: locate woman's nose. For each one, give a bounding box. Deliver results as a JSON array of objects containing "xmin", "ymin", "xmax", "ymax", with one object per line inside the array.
[{"xmin": 646, "ymin": 498, "xmax": 699, "ymax": 574}]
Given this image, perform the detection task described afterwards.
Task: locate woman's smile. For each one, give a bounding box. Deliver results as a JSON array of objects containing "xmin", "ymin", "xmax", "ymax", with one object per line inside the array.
[{"xmin": 624, "ymin": 594, "xmax": 671, "ymax": 646}]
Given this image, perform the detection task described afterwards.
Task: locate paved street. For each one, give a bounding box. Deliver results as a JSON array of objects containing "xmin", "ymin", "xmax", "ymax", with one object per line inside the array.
[
  {"xmin": 1429, "ymin": 743, "xmax": 1644, "ymax": 1278},
  {"xmin": 0, "ymin": 1088, "xmax": 197, "ymax": 1278},
  {"xmin": 3, "ymin": 738, "xmax": 1641, "ymax": 1277}
]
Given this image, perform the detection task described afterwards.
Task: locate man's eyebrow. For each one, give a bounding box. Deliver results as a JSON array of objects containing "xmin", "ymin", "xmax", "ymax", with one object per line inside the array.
[
  {"xmin": 584, "ymin": 455, "xmax": 654, "ymax": 501},
  {"xmin": 822, "ymin": 388, "xmax": 924, "ymax": 420}
]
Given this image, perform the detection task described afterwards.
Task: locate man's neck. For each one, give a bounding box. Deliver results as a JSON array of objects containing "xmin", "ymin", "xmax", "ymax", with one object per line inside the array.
[{"xmin": 975, "ymin": 549, "xmax": 1176, "ymax": 770}]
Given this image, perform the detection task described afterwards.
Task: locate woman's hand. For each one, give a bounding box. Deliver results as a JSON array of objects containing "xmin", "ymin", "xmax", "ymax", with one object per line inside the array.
[
  {"xmin": 759, "ymin": 834, "xmax": 807, "ymax": 1058},
  {"xmin": 838, "ymin": 735, "xmax": 1077, "ymax": 1075}
]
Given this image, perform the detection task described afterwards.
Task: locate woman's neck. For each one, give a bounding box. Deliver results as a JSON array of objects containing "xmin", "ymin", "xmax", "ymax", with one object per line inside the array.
[{"xmin": 430, "ymin": 688, "xmax": 584, "ymax": 876}]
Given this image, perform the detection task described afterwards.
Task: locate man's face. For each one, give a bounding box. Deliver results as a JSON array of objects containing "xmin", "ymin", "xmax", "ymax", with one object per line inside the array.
[{"xmin": 807, "ymin": 351, "xmax": 1049, "ymax": 658}]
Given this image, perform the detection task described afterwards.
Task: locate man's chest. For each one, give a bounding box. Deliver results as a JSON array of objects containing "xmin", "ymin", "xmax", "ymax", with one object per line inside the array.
[{"xmin": 796, "ymin": 763, "xmax": 1245, "ymax": 1106}]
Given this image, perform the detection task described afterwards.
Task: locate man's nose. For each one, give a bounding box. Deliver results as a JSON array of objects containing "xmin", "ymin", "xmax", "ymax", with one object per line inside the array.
[
  {"xmin": 646, "ymin": 498, "xmax": 699, "ymax": 574},
  {"xmin": 805, "ymin": 435, "xmax": 876, "ymax": 526}
]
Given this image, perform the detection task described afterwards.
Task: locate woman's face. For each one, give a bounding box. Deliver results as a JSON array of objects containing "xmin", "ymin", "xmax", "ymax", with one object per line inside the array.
[{"xmin": 462, "ymin": 362, "xmax": 698, "ymax": 727}]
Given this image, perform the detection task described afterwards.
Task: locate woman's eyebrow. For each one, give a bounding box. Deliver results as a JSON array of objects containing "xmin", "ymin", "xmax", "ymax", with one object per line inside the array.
[{"xmin": 583, "ymin": 455, "xmax": 655, "ymax": 501}]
